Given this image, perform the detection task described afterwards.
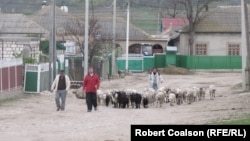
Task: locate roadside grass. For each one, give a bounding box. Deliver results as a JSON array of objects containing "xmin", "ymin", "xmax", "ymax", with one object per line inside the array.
[
  {"xmin": 0, "ymin": 93, "xmax": 39, "ymax": 106},
  {"xmin": 206, "ymin": 114, "xmax": 250, "ymax": 125}
]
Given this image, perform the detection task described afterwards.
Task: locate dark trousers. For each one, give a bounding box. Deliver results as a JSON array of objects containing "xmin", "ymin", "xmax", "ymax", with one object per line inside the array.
[{"xmin": 86, "ymin": 92, "xmax": 97, "ymax": 111}]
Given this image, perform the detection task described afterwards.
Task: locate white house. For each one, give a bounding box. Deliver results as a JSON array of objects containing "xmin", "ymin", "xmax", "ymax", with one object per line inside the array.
[
  {"xmin": 177, "ymin": 6, "xmax": 243, "ymax": 56},
  {"xmin": 0, "ymin": 13, "xmax": 48, "ymax": 61}
]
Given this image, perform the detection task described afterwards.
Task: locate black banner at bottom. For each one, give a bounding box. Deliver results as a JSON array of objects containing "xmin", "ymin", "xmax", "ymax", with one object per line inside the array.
[{"xmin": 131, "ymin": 125, "xmax": 250, "ymax": 141}]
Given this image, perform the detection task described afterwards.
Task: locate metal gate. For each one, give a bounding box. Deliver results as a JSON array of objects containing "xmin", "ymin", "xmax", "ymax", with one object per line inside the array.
[{"xmin": 116, "ymin": 54, "xmax": 144, "ymax": 72}]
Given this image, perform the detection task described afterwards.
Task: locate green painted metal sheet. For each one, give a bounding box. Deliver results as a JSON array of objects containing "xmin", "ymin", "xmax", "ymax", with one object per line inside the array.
[
  {"xmin": 177, "ymin": 55, "xmax": 241, "ymax": 69},
  {"xmin": 154, "ymin": 54, "xmax": 165, "ymax": 68},
  {"xmin": 143, "ymin": 56, "xmax": 155, "ymax": 71},
  {"xmin": 24, "ymin": 72, "xmax": 38, "ymax": 92}
]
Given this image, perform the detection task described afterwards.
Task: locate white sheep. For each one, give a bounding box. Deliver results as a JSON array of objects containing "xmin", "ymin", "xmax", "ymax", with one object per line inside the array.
[
  {"xmin": 168, "ymin": 93, "xmax": 176, "ymax": 106},
  {"xmin": 155, "ymin": 91, "xmax": 166, "ymax": 107},
  {"xmin": 192, "ymin": 87, "xmax": 200, "ymax": 102},
  {"xmin": 72, "ymin": 87, "xmax": 86, "ymax": 99},
  {"xmin": 141, "ymin": 87, "xmax": 156, "ymax": 107},
  {"xmin": 97, "ymin": 89, "xmax": 106, "ymax": 106},
  {"xmin": 170, "ymin": 87, "xmax": 184, "ymax": 105}
]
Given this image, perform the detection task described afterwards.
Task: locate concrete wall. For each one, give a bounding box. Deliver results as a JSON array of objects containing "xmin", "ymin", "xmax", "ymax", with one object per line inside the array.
[
  {"xmin": 0, "ymin": 41, "xmax": 41, "ymax": 62},
  {"xmin": 178, "ymin": 33, "xmax": 241, "ymax": 55}
]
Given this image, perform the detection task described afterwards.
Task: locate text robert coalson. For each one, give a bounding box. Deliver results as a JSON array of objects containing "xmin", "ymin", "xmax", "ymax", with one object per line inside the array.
[{"xmin": 131, "ymin": 125, "xmax": 250, "ymax": 141}]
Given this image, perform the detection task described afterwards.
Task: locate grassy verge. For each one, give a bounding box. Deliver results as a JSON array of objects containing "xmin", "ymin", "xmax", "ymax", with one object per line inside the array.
[
  {"xmin": 0, "ymin": 94, "xmax": 38, "ymax": 106},
  {"xmin": 206, "ymin": 114, "xmax": 250, "ymax": 125}
]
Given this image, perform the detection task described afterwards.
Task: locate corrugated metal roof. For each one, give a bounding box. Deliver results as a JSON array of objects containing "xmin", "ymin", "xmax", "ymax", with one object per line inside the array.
[
  {"xmin": 195, "ymin": 6, "xmax": 243, "ymax": 33},
  {"xmin": 97, "ymin": 17, "xmax": 152, "ymax": 40},
  {"xmin": 162, "ymin": 18, "xmax": 188, "ymax": 31},
  {"xmin": 0, "ymin": 14, "xmax": 48, "ymax": 34},
  {"xmin": 30, "ymin": 6, "xmax": 80, "ymax": 35},
  {"xmin": 31, "ymin": 6, "xmax": 152, "ymax": 41}
]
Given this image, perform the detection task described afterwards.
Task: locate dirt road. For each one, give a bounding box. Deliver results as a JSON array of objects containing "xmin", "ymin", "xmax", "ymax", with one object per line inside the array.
[{"xmin": 0, "ymin": 71, "xmax": 249, "ymax": 141}]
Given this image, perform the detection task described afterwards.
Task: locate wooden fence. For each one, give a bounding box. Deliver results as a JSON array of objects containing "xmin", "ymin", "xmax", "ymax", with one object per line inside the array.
[{"xmin": 0, "ymin": 58, "xmax": 23, "ymax": 92}]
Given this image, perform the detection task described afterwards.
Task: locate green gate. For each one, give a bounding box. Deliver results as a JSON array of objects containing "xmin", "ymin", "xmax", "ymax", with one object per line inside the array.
[{"xmin": 116, "ymin": 55, "xmax": 144, "ymax": 72}]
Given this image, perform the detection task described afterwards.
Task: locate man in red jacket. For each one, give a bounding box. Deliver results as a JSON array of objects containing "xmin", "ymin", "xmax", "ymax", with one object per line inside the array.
[{"xmin": 83, "ymin": 66, "xmax": 100, "ymax": 112}]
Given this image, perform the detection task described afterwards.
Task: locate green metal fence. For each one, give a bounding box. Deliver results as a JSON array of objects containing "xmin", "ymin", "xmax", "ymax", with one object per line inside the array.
[
  {"xmin": 144, "ymin": 56, "xmax": 155, "ymax": 71},
  {"xmin": 166, "ymin": 52, "xmax": 177, "ymax": 66},
  {"xmin": 116, "ymin": 54, "xmax": 164, "ymax": 72},
  {"xmin": 176, "ymin": 55, "xmax": 241, "ymax": 69},
  {"xmin": 154, "ymin": 53, "xmax": 166, "ymax": 68},
  {"xmin": 117, "ymin": 56, "xmax": 144, "ymax": 72},
  {"xmin": 117, "ymin": 54, "xmax": 242, "ymax": 72}
]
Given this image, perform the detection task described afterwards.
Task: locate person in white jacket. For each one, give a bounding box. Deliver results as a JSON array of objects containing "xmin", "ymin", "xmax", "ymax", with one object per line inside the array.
[
  {"xmin": 50, "ymin": 70, "xmax": 71, "ymax": 111},
  {"xmin": 148, "ymin": 67, "xmax": 163, "ymax": 91}
]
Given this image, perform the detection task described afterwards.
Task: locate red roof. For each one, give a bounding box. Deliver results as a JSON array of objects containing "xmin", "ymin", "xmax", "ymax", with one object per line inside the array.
[{"xmin": 162, "ymin": 18, "xmax": 188, "ymax": 31}]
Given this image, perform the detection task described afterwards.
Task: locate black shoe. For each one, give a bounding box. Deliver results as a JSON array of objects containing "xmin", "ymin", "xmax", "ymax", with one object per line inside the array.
[
  {"xmin": 57, "ymin": 108, "xmax": 60, "ymax": 111},
  {"xmin": 87, "ymin": 110, "xmax": 91, "ymax": 112}
]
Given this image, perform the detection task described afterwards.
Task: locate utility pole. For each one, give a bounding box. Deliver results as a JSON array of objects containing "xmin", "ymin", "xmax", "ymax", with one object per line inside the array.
[
  {"xmin": 53, "ymin": 0, "xmax": 57, "ymax": 79},
  {"xmin": 157, "ymin": 0, "xmax": 161, "ymax": 34},
  {"xmin": 112, "ymin": 0, "xmax": 116, "ymax": 76},
  {"xmin": 49, "ymin": 0, "xmax": 56, "ymax": 87},
  {"xmin": 125, "ymin": 0, "xmax": 130, "ymax": 72},
  {"xmin": 241, "ymin": 0, "xmax": 250, "ymax": 91},
  {"xmin": 84, "ymin": 0, "xmax": 89, "ymax": 77}
]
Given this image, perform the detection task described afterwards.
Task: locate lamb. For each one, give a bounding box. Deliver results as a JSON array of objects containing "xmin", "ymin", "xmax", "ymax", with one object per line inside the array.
[
  {"xmin": 72, "ymin": 87, "xmax": 86, "ymax": 99},
  {"xmin": 170, "ymin": 88, "xmax": 184, "ymax": 105},
  {"xmin": 168, "ymin": 93, "xmax": 176, "ymax": 106},
  {"xmin": 115, "ymin": 90, "xmax": 129, "ymax": 108},
  {"xmin": 103, "ymin": 89, "xmax": 113, "ymax": 107},
  {"xmin": 209, "ymin": 85, "xmax": 216, "ymax": 100},
  {"xmin": 192, "ymin": 87, "xmax": 200, "ymax": 102},
  {"xmin": 155, "ymin": 91, "xmax": 166, "ymax": 107},
  {"xmin": 124, "ymin": 88, "xmax": 136, "ymax": 108},
  {"xmin": 142, "ymin": 87, "xmax": 156, "ymax": 108},
  {"xmin": 111, "ymin": 90, "xmax": 119, "ymax": 108},
  {"xmin": 130, "ymin": 92, "xmax": 142, "ymax": 109},
  {"xmin": 185, "ymin": 88, "xmax": 194, "ymax": 104},
  {"xmin": 199, "ymin": 87, "xmax": 206, "ymax": 100},
  {"xmin": 97, "ymin": 89, "xmax": 106, "ymax": 106}
]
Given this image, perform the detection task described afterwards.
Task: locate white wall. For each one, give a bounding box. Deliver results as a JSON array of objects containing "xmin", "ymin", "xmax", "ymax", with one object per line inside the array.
[
  {"xmin": 178, "ymin": 33, "xmax": 241, "ymax": 56},
  {"xmin": 0, "ymin": 41, "xmax": 40, "ymax": 61}
]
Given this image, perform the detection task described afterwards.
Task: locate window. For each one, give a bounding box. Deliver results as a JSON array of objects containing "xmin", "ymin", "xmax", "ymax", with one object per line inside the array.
[
  {"xmin": 228, "ymin": 44, "xmax": 240, "ymax": 56},
  {"xmin": 142, "ymin": 45, "xmax": 153, "ymax": 56},
  {"xmin": 195, "ymin": 43, "xmax": 207, "ymax": 55}
]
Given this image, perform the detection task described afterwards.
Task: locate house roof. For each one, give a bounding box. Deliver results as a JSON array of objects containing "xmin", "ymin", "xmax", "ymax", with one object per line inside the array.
[
  {"xmin": 30, "ymin": 6, "xmax": 81, "ymax": 36},
  {"xmin": 194, "ymin": 6, "xmax": 243, "ymax": 33},
  {"xmin": 96, "ymin": 17, "xmax": 152, "ymax": 41},
  {"xmin": 31, "ymin": 6, "xmax": 151, "ymax": 41},
  {"xmin": 161, "ymin": 18, "xmax": 188, "ymax": 31},
  {"xmin": 0, "ymin": 14, "xmax": 48, "ymax": 34}
]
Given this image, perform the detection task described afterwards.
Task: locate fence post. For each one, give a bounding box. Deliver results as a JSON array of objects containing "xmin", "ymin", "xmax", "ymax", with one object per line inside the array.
[
  {"xmin": 0, "ymin": 68, "xmax": 2, "ymax": 93},
  {"xmin": 8, "ymin": 66, "xmax": 10, "ymax": 91},
  {"xmin": 15, "ymin": 60, "xmax": 17, "ymax": 88}
]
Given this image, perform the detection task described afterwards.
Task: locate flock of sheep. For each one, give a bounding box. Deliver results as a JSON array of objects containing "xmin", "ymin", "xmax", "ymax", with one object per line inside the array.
[{"xmin": 73, "ymin": 84, "xmax": 217, "ymax": 109}]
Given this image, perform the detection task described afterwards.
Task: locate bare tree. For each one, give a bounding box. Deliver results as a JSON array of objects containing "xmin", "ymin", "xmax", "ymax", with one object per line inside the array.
[
  {"xmin": 63, "ymin": 17, "xmax": 113, "ymax": 79},
  {"xmin": 159, "ymin": 0, "xmax": 183, "ymax": 18},
  {"xmin": 177, "ymin": 0, "xmax": 215, "ymax": 55}
]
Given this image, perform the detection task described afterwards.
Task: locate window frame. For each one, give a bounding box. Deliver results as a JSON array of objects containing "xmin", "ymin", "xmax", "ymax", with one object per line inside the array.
[
  {"xmin": 194, "ymin": 43, "xmax": 208, "ymax": 56},
  {"xmin": 227, "ymin": 43, "xmax": 240, "ymax": 56}
]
